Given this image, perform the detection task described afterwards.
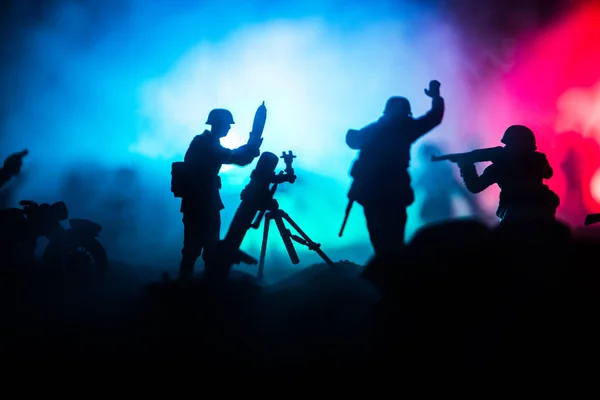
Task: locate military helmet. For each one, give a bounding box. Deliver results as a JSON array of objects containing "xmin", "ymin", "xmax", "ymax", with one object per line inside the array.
[
  {"xmin": 206, "ymin": 109, "xmax": 235, "ymax": 125},
  {"xmin": 383, "ymin": 96, "xmax": 412, "ymax": 118},
  {"xmin": 501, "ymin": 125, "xmax": 537, "ymax": 151}
]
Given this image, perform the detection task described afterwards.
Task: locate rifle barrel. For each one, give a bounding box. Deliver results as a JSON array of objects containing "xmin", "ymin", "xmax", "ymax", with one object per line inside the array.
[
  {"xmin": 338, "ymin": 200, "xmax": 354, "ymax": 237},
  {"xmin": 431, "ymin": 154, "xmax": 451, "ymax": 162},
  {"xmin": 585, "ymin": 213, "xmax": 600, "ymax": 226}
]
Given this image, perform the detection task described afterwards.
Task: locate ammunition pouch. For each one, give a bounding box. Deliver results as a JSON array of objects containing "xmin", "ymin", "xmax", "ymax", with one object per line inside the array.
[
  {"xmin": 497, "ymin": 185, "xmax": 560, "ymax": 220},
  {"xmin": 171, "ymin": 161, "xmax": 187, "ymax": 198}
]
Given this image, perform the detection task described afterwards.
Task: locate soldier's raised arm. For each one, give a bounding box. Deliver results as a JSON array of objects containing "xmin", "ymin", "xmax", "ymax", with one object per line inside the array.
[
  {"xmin": 224, "ymin": 143, "xmax": 260, "ymax": 166},
  {"xmin": 412, "ymin": 80, "xmax": 445, "ymax": 141}
]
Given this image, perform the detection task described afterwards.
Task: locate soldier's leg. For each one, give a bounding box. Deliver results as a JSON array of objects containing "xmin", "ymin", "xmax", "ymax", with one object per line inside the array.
[
  {"xmin": 364, "ymin": 204, "xmax": 407, "ymax": 256},
  {"xmin": 200, "ymin": 209, "xmax": 221, "ymax": 273},
  {"xmin": 180, "ymin": 215, "xmax": 203, "ymax": 281},
  {"xmin": 391, "ymin": 206, "xmax": 408, "ymax": 246},
  {"xmin": 364, "ymin": 205, "xmax": 388, "ymax": 255}
]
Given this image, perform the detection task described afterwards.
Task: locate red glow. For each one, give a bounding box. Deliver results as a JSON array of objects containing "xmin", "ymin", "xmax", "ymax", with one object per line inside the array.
[{"xmin": 475, "ymin": 1, "xmax": 600, "ymax": 226}]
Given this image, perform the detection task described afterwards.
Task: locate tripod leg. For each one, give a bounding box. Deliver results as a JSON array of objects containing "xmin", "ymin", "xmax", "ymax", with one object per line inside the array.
[
  {"xmin": 273, "ymin": 212, "xmax": 300, "ymax": 265},
  {"xmin": 258, "ymin": 213, "xmax": 272, "ymax": 280},
  {"xmin": 280, "ymin": 211, "xmax": 336, "ymax": 268}
]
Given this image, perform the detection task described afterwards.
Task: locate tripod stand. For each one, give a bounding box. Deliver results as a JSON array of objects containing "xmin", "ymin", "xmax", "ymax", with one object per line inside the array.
[{"xmin": 257, "ymin": 199, "xmax": 336, "ymax": 280}]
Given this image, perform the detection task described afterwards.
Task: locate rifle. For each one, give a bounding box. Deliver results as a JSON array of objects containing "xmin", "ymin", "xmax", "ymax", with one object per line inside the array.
[
  {"xmin": 585, "ymin": 213, "xmax": 600, "ymax": 226},
  {"xmin": 431, "ymin": 146, "xmax": 504, "ymax": 164},
  {"xmin": 338, "ymin": 200, "xmax": 354, "ymax": 237}
]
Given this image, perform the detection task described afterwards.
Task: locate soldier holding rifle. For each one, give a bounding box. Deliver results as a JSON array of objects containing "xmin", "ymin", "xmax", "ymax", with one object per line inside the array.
[{"xmin": 432, "ymin": 125, "xmax": 559, "ymax": 224}]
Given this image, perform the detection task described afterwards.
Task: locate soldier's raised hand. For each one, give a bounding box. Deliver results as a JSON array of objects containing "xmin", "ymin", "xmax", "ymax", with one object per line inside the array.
[
  {"xmin": 3, "ymin": 149, "xmax": 28, "ymax": 176},
  {"xmin": 424, "ymin": 80, "xmax": 441, "ymax": 98}
]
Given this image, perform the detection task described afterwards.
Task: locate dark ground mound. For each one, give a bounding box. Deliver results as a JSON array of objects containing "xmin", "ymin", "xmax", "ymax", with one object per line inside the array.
[
  {"xmin": 2, "ymin": 220, "xmax": 600, "ymax": 375},
  {"xmin": 2, "ymin": 258, "xmax": 380, "ymax": 369}
]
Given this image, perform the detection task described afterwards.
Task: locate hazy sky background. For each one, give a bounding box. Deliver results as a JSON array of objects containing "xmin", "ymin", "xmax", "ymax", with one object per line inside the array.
[{"xmin": 0, "ymin": 0, "xmax": 594, "ymax": 270}]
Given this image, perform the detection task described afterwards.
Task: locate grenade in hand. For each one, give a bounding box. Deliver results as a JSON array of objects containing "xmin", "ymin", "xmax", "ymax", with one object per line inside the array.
[{"xmin": 249, "ymin": 101, "xmax": 267, "ymax": 146}]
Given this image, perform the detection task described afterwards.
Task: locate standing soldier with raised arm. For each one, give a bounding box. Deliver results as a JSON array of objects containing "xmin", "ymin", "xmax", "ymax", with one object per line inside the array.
[
  {"xmin": 342, "ymin": 80, "xmax": 445, "ymax": 256},
  {"xmin": 172, "ymin": 104, "xmax": 266, "ymax": 281}
]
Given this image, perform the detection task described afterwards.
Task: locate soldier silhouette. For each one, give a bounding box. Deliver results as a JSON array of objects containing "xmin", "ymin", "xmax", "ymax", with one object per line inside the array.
[
  {"xmin": 175, "ymin": 109, "xmax": 262, "ymax": 281},
  {"xmin": 0, "ymin": 150, "xmax": 27, "ymax": 191},
  {"xmin": 555, "ymin": 132, "xmax": 600, "ymax": 225},
  {"xmin": 560, "ymin": 147, "xmax": 588, "ymax": 224},
  {"xmin": 457, "ymin": 125, "xmax": 559, "ymax": 225},
  {"xmin": 345, "ymin": 80, "xmax": 445, "ymax": 255}
]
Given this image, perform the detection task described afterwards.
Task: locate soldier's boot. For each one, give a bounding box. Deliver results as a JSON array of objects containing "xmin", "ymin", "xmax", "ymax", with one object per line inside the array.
[{"xmin": 179, "ymin": 256, "xmax": 196, "ymax": 282}]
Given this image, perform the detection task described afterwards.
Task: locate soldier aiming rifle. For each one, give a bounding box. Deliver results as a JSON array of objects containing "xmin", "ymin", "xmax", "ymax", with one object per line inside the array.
[
  {"xmin": 171, "ymin": 102, "xmax": 267, "ymax": 281},
  {"xmin": 433, "ymin": 125, "xmax": 560, "ymax": 225}
]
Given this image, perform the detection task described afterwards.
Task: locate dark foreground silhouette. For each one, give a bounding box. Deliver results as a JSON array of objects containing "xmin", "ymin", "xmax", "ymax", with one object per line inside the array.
[{"xmin": 2, "ymin": 219, "xmax": 599, "ymax": 375}]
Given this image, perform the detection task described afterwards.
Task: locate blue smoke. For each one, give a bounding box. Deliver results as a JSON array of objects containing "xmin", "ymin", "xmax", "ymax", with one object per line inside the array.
[{"xmin": 0, "ymin": 0, "xmax": 518, "ymax": 269}]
